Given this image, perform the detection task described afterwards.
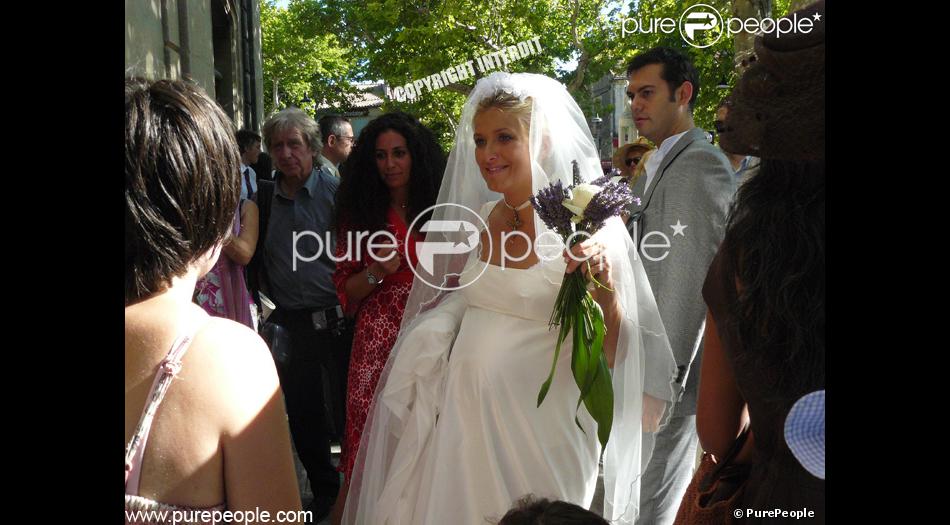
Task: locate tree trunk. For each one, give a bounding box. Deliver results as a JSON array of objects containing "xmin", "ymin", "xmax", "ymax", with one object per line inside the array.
[
  {"xmin": 731, "ymin": 0, "xmax": 771, "ymax": 72},
  {"xmin": 789, "ymin": 0, "xmax": 814, "ymax": 12}
]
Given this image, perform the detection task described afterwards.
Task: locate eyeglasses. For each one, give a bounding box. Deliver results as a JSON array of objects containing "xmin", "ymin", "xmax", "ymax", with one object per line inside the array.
[
  {"xmin": 335, "ymin": 135, "xmax": 356, "ymax": 144},
  {"xmin": 625, "ymin": 157, "xmax": 642, "ymax": 167}
]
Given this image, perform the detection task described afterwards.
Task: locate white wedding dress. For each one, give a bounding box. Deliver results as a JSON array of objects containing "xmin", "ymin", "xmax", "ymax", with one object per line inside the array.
[
  {"xmin": 410, "ymin": 256, "xmax": 600, "ymax": 524},
  {"xmin": 358, "ymin": 199, "xmax": 603, "ymax": 524},
  {"xmin": 345, "ymin": 73, "xmax": 677, "ymax": 525}
]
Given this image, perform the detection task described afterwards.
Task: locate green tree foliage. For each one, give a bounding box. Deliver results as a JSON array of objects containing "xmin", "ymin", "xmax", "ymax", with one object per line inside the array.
[
  {"xmin": 260, "ymin": 0, "xmax": 356, "ymax": 116},
  {"xmin": 263, "ymin": 0, "xmax": 797, "ymax": 146},
  {"xmin": 287, "ymin": 0, "xmax": 624, "ymax": 149}
]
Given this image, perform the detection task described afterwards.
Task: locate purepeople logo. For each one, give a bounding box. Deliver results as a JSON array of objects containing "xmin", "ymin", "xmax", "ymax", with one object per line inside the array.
[
  {"xmin": 405, "ymin": 203, "xmax": 612, "ymax": 292},
  {"xmin": 620, "ymin": 3, "xmax": 820, "ymax": 49},
  {"xmin": 680, "ymin": 4, "xmax": 724, "ymax": 48},
  {"xmin": 291, "ymin": 202, "xmax": 690, "ymax": 291},
  {"xmin": 406, "ymin": 203, "xmax": 490, "ymax": 292}
]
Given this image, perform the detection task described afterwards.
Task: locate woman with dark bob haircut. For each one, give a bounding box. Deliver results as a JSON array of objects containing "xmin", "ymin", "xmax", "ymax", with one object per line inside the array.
[
  {"xmin": 329, "ymin": 111, "xmax": 445, "ymax": 523},
  {"xmin": 125, "ymin": 78, "xmax": 301, "ymax": 522}
]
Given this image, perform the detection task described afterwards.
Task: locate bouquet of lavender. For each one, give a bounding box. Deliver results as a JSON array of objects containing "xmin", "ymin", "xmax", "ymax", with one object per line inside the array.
[{"xmin": 530, "ymin": 162, "xmax": 639, "ymax": 451}]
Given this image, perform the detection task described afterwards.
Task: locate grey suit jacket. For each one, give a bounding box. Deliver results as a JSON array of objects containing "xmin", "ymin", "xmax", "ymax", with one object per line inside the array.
[{"xmin": 626, "ymin": 127, "xmax": 734, "ymax": 416}]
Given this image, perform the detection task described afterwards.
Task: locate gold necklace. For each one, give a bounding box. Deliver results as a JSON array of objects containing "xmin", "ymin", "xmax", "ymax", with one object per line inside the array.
[{"xmin": 503, "ymin": 198, "xmax": 531, "ymax": 231}]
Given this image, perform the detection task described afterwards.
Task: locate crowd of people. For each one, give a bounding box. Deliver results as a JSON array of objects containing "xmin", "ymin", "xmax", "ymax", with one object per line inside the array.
[{"xmin": 125, "ymin": 2, "xmax": 824, "ymax": 524}]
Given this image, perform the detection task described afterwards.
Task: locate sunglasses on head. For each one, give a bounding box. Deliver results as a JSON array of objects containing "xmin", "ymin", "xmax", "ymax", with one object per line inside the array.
[{"xmin": 625, "ymin": 156, "xmax": 642, "ymax": 167}]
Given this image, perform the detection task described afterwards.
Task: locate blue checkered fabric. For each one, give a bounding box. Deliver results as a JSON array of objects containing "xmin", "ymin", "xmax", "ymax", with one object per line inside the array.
[{"xmin": 784, "ymin": 390, "xmax": 825, "ymax": 480}]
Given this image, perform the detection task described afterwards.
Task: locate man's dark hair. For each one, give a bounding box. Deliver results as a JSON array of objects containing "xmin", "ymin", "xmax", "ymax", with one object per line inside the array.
[
  {"xmin": 319, "ymin": 115, "xmax": 352, "ymax": 143},
  {"xmin": 252, "ymin": 151, "xmax": 273, "ymax": 181},
  {"xmin": 498, "ymin": 495, "xmax": 609, "ymax": 525},
  {"xmin": 125, "ymin": 78, "xmax": 241, "ymax": 304},
  {"xmin": 235, "ymin": 129, "xmax": 262, "ymax": 154},
  {"xmin": 626, "ymin": 46, "xmax": 700, "ymax": 111}
]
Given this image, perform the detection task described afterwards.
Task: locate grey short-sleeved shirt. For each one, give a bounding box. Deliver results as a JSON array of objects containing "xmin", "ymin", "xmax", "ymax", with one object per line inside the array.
[{"xmin": 264, "ymin": 166, "xmax": 340, "ymax": 310}]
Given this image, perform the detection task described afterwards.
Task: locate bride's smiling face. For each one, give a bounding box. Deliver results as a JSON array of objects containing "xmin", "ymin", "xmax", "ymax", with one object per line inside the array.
[{"xmin": 473, "ymin": 107, "xmax": 532, "ymax": 195}]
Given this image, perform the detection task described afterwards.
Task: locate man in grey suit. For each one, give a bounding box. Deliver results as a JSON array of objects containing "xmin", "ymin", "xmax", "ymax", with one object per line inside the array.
[{"xmin": 624, "ymin": 47, "xmax": 734, "ymax": 525}]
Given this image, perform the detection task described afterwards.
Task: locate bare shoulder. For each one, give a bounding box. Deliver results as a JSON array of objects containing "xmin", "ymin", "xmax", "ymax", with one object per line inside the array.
[
  {"xmin": 187, "ymin": 319, "xmax": 281, "ymax": 430},
  {"xmin": 191, "ymin": 318, "xmax": 271, "ymax": 366}
]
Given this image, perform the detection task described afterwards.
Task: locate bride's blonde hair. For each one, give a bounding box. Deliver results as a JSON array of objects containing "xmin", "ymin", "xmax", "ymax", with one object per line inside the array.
[{"xmin": 475, "ymin": 91, "xmax": 533, "ymax": 133}]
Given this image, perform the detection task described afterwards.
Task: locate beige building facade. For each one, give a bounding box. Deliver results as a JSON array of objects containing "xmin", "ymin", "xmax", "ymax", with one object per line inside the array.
[{"xmin": 125, "ymin": 0, "xmax": 265, "ymax": 132}]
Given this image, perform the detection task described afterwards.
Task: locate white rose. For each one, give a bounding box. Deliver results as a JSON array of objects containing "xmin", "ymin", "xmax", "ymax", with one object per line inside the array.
[{"xmin": 562, "ymin": 183, "xmax": 603, "ymax": 224}]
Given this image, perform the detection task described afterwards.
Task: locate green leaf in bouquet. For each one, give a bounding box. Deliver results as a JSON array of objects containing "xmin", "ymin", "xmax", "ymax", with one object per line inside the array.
[
  {"xmin": 580, "ymin": 302, "xmax": 613, "ymax": 452},
  {"xmin": 537, "ymin": 316, "xmax": 572, "ymax": 407},
  {"xmin": 537, "ymin": 258, "xmax": 616, "ymax": 450},
  {"xmin": 571, "ymin": 306, "xmax": 592, "ymax": 435},
  {"xmin": 584, "ymin": 356, "xmax": 614, "ymax": 453},
  {"xmin": 548, "ymin": 273, "xmax": 570, "ymax": 328},
  {"xmin": 580, "ymin": 295, "xmax": 606, "ymax": 403},
  {"xmin": 573, "ymin": 299, "xmax": 596, "ymax": 404},
  {"xmin": 540, "ymin": 272, "xmax": 580, "ymax": 405},
  {"xmin": 573, "ymin": 294, "xmax": 609, "ymax": 445}
]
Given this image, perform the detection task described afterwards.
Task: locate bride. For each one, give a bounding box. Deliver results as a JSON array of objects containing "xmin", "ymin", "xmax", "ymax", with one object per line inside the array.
[{"xmin": 343, "ymin": 72, "xmax": 678, "ymax": 525}]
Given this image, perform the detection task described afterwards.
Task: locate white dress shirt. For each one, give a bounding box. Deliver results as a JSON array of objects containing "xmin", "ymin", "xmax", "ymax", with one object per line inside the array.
[{"xmin": 240, "ymin": 163, "xmax": 258, "ymax": 200}]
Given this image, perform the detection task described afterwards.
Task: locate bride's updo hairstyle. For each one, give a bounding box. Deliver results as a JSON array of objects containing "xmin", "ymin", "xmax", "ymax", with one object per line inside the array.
[
  {"xmin": 475, "ymin": 90, "xmax": 553, "ymax": 160},
  {"xmin": 475, "ymin": 91, "xmax": 533, "ymax": 133}
]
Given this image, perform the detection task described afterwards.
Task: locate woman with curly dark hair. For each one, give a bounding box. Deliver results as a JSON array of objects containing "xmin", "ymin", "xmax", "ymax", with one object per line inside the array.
[
  {"xmin": 330, "ymin": 111, "xmax": 445, "ymax": 523},
  {"xmin": 682, "ymin": 2, "xmax": 825, "ymax": 523}
]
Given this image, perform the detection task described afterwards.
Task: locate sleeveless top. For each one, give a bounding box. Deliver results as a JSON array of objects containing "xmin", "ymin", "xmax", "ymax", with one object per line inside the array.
[
  {"xmin": 194, "ymin": 200, "xmax": 256, "ymax": 329},
  {"xmin": 125, "ymin": 331, "xmax": 226, "ymax": 524}
]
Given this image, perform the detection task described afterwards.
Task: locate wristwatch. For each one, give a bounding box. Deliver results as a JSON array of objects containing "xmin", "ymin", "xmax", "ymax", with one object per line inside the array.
[{"xmin": 367, "ymin": 268, "xmax": 383, "ymax": 286}]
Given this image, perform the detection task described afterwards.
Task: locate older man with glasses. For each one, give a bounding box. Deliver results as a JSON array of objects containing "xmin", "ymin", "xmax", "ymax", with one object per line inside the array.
[
  {"xmin": 248, "ymin": 108, "xmax": 355, "ymax": 521},
  {"xmin": 318, "ymin": 115, "xmax": 355, "ymax": 178}
]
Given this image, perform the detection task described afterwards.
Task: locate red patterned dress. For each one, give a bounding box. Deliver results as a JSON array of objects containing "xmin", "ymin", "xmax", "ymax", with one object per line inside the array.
[{"xmin": 333, "ymin": 207, "xmax": 421, "ymax": 482}]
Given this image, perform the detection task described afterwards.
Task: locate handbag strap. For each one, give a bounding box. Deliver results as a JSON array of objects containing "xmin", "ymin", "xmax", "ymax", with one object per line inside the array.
[
  {"xmin": 727, "ymin": 425, "xmax": 751, "ymax": 459},
  {"xmin": 710, "ymin": 424, "xmax": 751, "ymax": 477},
  {"xmin": 695, "ymin": 424, "xmax": 753, "ymax": 500}
]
